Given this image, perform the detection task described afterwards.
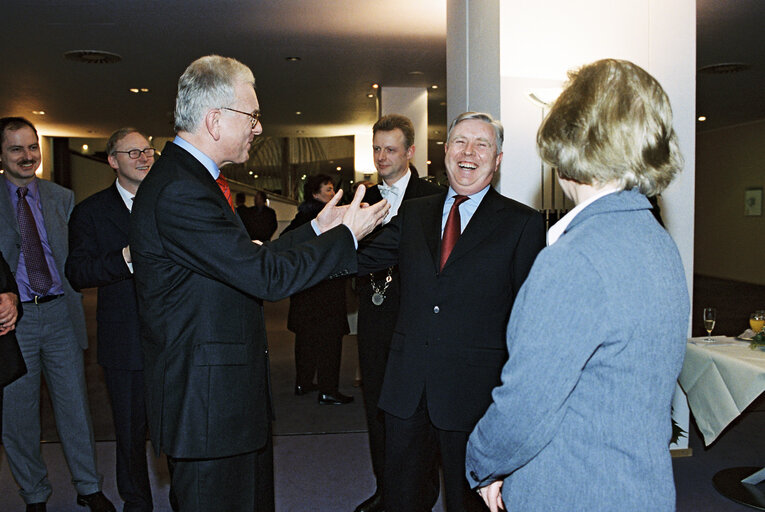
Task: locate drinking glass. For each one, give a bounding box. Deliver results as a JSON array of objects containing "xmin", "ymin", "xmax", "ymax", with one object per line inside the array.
[
  {"xmin": 703, "ymin": 308, "xmax": 716, "ymax": 341},
  {"xmin": 751, "ymin": 310, "xmax": 765, "ymax": 334}
]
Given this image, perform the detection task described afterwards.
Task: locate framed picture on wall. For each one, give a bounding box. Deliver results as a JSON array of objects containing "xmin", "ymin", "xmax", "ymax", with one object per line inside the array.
[{"xmin": 744, "ymin": 188, "xmax": 762, "ymax": 216}]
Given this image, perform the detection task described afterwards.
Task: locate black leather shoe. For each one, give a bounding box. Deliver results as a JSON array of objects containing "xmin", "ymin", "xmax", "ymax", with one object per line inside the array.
[
  {"xmin": 26, "ymin": 504, "xmax": 46, "ymax": 512},
  {"xmin": 295, "ymin": 383, "xmax": 318, "ymax": 395},
  {"xmin": 354, "ymin": 492, "xmax": 384, "ymax": 512},
  {"xmin": 76, "ymin": 491, "xmax": 116, "ymax": 512},
  {"xmin": 318, "ymin": 391, "xmax": 354, "ymax": 405}
]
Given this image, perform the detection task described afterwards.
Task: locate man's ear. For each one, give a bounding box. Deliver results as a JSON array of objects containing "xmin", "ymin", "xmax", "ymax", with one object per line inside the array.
[
  {"xmin": 205, "ymin": 109, "xmax": 222, "ymax": 141},
  {"xmin": 494, "ymin": 152, "xmax": 503, "ymax": 173},
  {"xmin": 107, "ymin": 154, "xmax": 119, "ymax": 171},
  {"xmin": 405, "ymin": 144, "xmax": 415, "ymax": 161}
]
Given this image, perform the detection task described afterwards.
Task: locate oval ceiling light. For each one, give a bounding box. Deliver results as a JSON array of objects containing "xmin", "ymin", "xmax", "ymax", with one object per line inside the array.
[
  {"xmin": 698, "ymin": 116, "xmax": 707, "ymax": 122},
  {"xmin": 64, "ymin": 50, "xmax": 122, "ymax": 64},
  {"xmin": 367, "ymin": 93, "xmax": 375, "ymax": 98},
  {"xmin": 32, "ymin": 110, "xmax": 45, "ymax": 115},
  {"xmin": 408, "ymin": 71, "xmax": 424, "ymax": 76},
  {"xmin": 698, "ymin": 62, "xmax": 750, "ymax": 74},
  {"xmin": 431, "ymin": 85, "xmax": 438, "ymax": 89},
  {"xmin": 285, "ymin": 56, "xmax": 301, "ymax": 62},
  {"xmin": 371, "ymin": 83, "xmax": 379, "ymax": 89}
]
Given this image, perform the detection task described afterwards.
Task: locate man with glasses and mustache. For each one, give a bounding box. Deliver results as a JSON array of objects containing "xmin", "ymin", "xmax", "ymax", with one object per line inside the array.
[
  {"xmin": 0, "ymin": 117, "xmax": 115, "ymax": 512},
  {"xmin": 129, "ymin": 55, "xmax": 388, "ymax": 512},
  {"xmin": 66, "ymin": 128, "xmax": 157, "ymax": 512}
]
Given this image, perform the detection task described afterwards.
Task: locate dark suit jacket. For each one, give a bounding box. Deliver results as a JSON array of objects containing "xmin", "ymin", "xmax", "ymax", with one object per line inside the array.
[
  {"xmin": 356, "ymin": 177, "xmax": 443, "ymax": 355},
  {"xmin": 0, "ymin": 250, "xmax": 25, "ymax": 388},
  {"xmin": 0, "ymin": 175, "xmax": 87, "ymax": 348},
  {"xmin": 66, "ymin": 183, "xmax": 142, "ymax": 370},
  {"xmin": 358, "ymin": 187, "xmax": 545, "ymax": 432},
  {"xmin": 130, "ymin": 141, "xmax": 358, "ymax": 459},
  {"xmin": 238, "ymin": 204, "xmax": 278, "ymax": 242}
]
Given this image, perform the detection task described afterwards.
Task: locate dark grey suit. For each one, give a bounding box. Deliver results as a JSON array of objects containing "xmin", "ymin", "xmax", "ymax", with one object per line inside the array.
[
  {"xmin": 0, "ymin": 174, "xmax": 102, "ymax": 505},
  {"xmin": 67, "ymin": 183, "xmax": 152, "ymax": 511},
  {"xmin": 358, "ymin": 187, "xmax": 545, "ymax": 511},
  {"xmin": 130, "ymin": 141, "xmax": 358, "ymax": 511}
]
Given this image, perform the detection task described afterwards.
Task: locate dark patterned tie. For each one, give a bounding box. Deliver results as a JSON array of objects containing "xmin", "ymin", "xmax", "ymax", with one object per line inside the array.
[
  {"xmin": 440, "ymin": 195, "xmax": 469, "ymax": 271},
  {"xmin": 16, "ymin": 186, "xmax": 53, "ymax": 295},
  {"xmin": 215, "ymin": 173, "xmax": 235, "ymax": 212}
]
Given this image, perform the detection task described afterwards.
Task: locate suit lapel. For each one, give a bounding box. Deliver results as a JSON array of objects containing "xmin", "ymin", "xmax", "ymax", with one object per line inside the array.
[
  {"xmin": 104, "ymin": 184, "xmax": 131, "ymax": 238},
  {"xmin": 420, "ymin": 192, "xmax": 446, "ymax": 272},
  {"xmin": 37, "ymin": 180, "xmax": 66, "ymax": 271},
  {"xmin": 0, "ymin": 176, "xmax": 19, "ymax": 235},
  {"xmin": 440, "ymin": 188, "xmax": 503, "ymax": 271}
]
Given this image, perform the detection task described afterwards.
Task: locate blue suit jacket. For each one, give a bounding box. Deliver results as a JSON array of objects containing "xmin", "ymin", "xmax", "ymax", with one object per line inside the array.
[
  {"xmin": 66, "ymin": 183, "xmax": 142, "ymax": 370},
  {"xmin": 0, "ymin": 175, "xmax": 87, "ymax": 349},
  {"xmin": 466, "ymin": 189, "xmax": 689, "ymax": 511}
]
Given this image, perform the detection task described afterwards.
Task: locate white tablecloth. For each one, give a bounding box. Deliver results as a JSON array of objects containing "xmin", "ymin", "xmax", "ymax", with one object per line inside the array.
[{"xmin": 678, "ymin": 336, "xmax": 765, "ymax": 445}]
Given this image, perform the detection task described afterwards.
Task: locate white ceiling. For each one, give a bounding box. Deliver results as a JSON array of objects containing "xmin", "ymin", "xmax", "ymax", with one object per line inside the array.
[{"xmin": 0, "ymin": 0, "xmax": 760, "ymax": 140}]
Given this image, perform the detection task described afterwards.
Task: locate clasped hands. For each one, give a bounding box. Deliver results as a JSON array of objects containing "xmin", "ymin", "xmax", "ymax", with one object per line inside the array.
[
  {"xmin": 315, "ymin": 185, "xmax": 389, "ymax": 240},
  {"xmin": 0, "ymin": 291, "xmax": 19, "ymax": 336}
]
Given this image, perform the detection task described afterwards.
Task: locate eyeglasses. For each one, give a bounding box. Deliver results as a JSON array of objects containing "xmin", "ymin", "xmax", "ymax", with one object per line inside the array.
[
  {"xmin": 113, "ymin": 148, "xmax": 156, "ymax": 159},
  {"xmin": 221, "ymin": 107, "xmax": 261, "ymax": 129}
]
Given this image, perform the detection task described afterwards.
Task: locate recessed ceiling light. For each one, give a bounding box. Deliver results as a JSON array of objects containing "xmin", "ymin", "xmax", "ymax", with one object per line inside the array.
[
  {"xmin": 32, "ymin": 110, "xmax": 45, "ymax": 115},
  {"xmin": 436, "ymin": 141, "xmax": 444, "ymax": 145},
  {"xmin": 431, "ymin": 85, "xmax": 438, "ymax": 89},
  {"xmin": 285, "ymin": 56, "xmax": 301, "ymax": 62},
  {"xmin": 295, "ymin": 111, "xmax": 302, "ymax": 115},
  {"xmin": 408, "ymin": 71, "xmax": 424, "ymax": 76},
  {"xmin": 336, "ymin": 166, "xmax": 342, "ymax": 171},
  {"xmin": 129, "ymin": 88, "xmax": 139, "ymax": 93},
  {"xmin": 698, "ymin": 116, "xmax": 707, "ymax": 122},
  {"xmin": 82, "ymin": 144, "xmax": 89, "ymax": 152},
  {"xmin": 367, "ymin": 93, "xmax": 374, "ymax": 98},
  {"xmin": 439, "ymin": 101, "xmax": 446, "ymax": 106},
  {"xmin": 372, "ymin": 83, "xmax": 379, "ymax": 89},
  {"xmin": 434, "ymin": 130, "xmax": 440, "ymax": 135},
  {"xmin": 64, "ymin": 50, "xmax": 122, "ymax": 64},
  {"xmin": 249, "ymin": 171, "xmax": 254, "ymax": 175},
  {"xmin": 253, "ymin": 174, "xmax": 259, "ymax": 179},
  {"xmin": 426, "ymin": 160, "xmax": 432, "ymax": 165},
  {"xmin": 140, "ymin": 88, "xmax": 149, "ymax": 93}
]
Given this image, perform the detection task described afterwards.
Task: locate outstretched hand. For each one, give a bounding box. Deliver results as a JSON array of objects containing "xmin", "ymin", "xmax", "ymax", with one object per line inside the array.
[
  {"xmin": 315, "ymin": 186, "xmax": 389, "ymax": 240},
  {"xmin": 340, "ymin": 185, "xmax": 389, "ymax": 240}
]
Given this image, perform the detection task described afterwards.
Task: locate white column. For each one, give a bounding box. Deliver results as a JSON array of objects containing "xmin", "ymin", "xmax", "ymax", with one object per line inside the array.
[{"xmin": 380, "ymin": 87, "xmax": 429, "ymax": 178}]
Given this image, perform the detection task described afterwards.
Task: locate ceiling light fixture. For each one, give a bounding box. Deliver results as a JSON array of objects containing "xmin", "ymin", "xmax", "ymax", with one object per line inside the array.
[
  {"xmin": 129, "ymin": 88, "xmax": 139, "ymax": 93},
  {"xmin": 367, "ymin": 93, "xmax": 374, "ymax": 98},
  {"xmin": 431, "ymin": 85, "xmax": 438, "ymax": 89},
  {"xmin": 32, "ymin": 110, "xmax": 45, "ymax": 115},
  {"xmin": 295, "ymin": 111, "xmax": 302, "ymax": 115},
  {"xmin": 64, "ymin": 50, "xmax": 122, "ymax": 64},
  {"xmin": 371, "ymin": 83, "xmax": 379, "ymax": 89},
  {"xmin": 285, "ymin": 56, "xmax": 301, "ymax": 62},
  {"xmin": 698, "ymin": 116, "xmax": 707, "ymax": 122}
]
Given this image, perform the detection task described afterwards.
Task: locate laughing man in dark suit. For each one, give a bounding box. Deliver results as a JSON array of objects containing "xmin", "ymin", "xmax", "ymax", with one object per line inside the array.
[
  {"xmin": 66, "ymin": 128, "xmax": 155, "ymax": 512},
  {"xmin": 358, "ymin": 112, "xmax": 546, "ymax": 511},
  {"xmin": 129, "ymin": 55, "xmax": 388, "ymax": 512}
]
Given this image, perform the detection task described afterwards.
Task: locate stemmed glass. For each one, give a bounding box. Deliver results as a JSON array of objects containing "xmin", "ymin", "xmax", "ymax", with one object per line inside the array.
[
  {"xmin": 750, "ymin": 310, "xmax": 765, "ymax": 334},
  {"xmin": 703, "ymin": 308, "xmax": 716, "ymax": 341}
]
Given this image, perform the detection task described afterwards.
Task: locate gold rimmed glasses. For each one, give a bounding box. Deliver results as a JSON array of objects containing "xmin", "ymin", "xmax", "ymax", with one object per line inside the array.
[{"xmin": 221, "ymin": 107, "xmax": 261, "ymax": 129}]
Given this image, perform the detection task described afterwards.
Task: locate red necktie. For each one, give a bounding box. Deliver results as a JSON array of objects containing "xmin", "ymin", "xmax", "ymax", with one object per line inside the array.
[
  {"xmin": 215, "ymin": 173, "xmax": 235, "ymax": 212},
  {"xmin": 440, "ymin": 195, "xmax": 468, "ymax": 271}
]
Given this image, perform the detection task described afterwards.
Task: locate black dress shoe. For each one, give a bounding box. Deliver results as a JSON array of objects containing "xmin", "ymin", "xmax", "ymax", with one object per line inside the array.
[
  {"xmin": 26, "ymin": 504, "xmax": 46, "ymax": 512},
  {"xmin": 76, "ymin": 491, "xmax": 116, "ymax": 512},
  {"xmin": 354, "ymin": 492, "xmax": 384, "ymax": 512},
  {"xmin": 295, "ymin": 382, "xmax": 318, "ymax": 395},
  {"xmin": 318, "ymin": 391, "xmax": 354, "ymax": 405}
]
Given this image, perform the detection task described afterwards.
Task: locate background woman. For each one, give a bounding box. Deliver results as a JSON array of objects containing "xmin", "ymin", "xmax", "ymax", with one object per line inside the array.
[
  {"xmin": 282, "ymin": 174, "xmax": 353, "ymax": 405},
  {"xmin": 465, "ymin": 59, "xmax": 689, "ymax": 511}
]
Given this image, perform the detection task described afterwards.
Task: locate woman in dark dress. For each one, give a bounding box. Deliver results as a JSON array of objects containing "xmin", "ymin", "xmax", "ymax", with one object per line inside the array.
[{"xmin": 282, "ymin": 175, "xmax": 353, "ymax": 405}]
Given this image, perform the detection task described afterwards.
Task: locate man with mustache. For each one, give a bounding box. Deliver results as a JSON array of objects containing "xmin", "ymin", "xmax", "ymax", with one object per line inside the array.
[
  {"xmin": 0, "ymin": 117, "xmax": 115, "ymax": 512},
  {"xmin": 66, "ymin": 128, "xmax": 156, "ymax": 511}
]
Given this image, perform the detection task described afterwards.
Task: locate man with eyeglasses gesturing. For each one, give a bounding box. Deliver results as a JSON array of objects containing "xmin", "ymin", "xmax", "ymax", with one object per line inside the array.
[
  {"xmin": 66, "ymin": 128, "xmax": 156, "ymax": 512},
  {"xmin": 129, "ymin": 55, "xmax": 388, "ymax": 512}
]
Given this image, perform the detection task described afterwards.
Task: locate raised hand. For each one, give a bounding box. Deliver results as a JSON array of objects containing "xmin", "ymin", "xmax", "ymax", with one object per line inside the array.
[{"xmin": 340, "ymin": 184, "xmax": 389, "ymax": 240}]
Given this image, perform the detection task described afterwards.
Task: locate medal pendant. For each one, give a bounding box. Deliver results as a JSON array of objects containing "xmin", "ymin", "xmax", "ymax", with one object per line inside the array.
[{"xmin": 372, "ymin": 292, "xmax": 385, "ymax": 306}]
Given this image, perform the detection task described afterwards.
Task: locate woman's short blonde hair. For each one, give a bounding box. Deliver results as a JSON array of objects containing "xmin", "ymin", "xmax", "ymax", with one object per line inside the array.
[{"xmin": 537, "ymin": 59, "xmax": 683, "ymax": 196}]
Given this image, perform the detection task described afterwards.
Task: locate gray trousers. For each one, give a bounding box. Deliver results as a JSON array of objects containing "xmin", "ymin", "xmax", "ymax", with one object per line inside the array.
[{"xmin": 1, "ymin": 297, "xmax": 102, "ymax": 504}]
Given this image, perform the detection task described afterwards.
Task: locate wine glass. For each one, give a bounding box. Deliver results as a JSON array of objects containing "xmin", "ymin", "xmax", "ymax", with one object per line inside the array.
[
  {"xmin": 703, "ymin": 308, "xmax": 716, "ymax": 341},
  {"xmin": 751, "ymin": 310, "xmax": 765, "ymax": 334}
]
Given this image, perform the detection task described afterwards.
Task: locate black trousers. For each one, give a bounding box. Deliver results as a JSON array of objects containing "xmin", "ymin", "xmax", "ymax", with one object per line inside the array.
[
  {"xmin": 168, "ymin": 435, "xmax": 274, "ymax": 512},
  {"xmin": 383, "ymin": 397, "xmax": 486, "ymax": 512},
  {"xmin": 104, "ymin": 367, "xmax": 152, "ymax": 512},
  {"xmin": 294, "ymin": 330, "xmax": 342, "ymax": 393}
]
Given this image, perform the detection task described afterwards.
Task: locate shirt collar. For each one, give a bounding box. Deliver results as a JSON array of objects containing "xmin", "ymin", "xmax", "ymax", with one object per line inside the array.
[
  {"xmin": 114, "ymin": 178, "xmax": 134, "ymax": 212},
  {"xmin": 173, "ymin": 135, "xmax": 221, "ymax": 180},
  {"xmin": 547, "ymin": 186, "xmax": 620, "ymax": 246}
]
